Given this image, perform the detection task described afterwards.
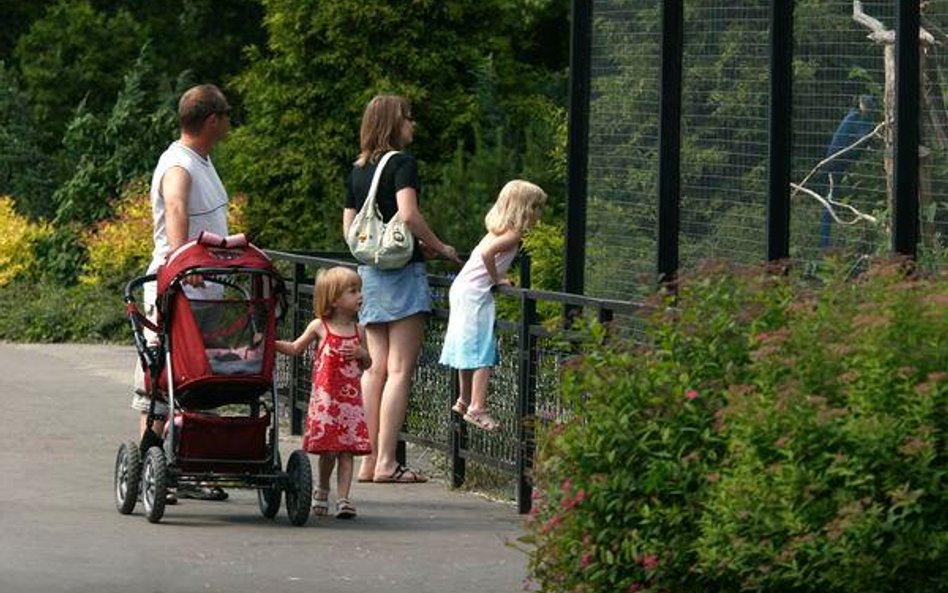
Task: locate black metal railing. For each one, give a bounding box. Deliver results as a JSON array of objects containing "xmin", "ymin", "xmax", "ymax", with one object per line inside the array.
[{"xmin": 265, "ymin": 249, "xmax": 646, "ymax": 513}]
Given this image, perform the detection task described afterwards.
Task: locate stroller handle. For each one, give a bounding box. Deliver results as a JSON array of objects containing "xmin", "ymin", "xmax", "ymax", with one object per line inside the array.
[
  {"xmin": 124, "ymin": 274, "xmax": 161, "ymax": 376},
  {"xmin": 125, "ymin": 273, "xmax": 158, "ymax": 304}
]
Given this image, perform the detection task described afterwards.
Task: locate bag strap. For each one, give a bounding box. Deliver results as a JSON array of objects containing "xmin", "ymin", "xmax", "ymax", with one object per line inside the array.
[{"xmin": 361, "ymin": 150, "xmax": 400, "ymax": 218}]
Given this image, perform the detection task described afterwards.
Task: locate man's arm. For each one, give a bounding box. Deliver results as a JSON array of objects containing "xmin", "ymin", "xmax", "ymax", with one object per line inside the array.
[{"xmin": 162, "ymin": 166, "xmax": 192, "ymax": 251}]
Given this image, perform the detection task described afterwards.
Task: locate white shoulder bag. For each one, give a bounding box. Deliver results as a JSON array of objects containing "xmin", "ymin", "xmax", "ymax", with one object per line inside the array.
[{"xmin": 345, "ymin": 151, "xmax": 414, "ymax": 269}]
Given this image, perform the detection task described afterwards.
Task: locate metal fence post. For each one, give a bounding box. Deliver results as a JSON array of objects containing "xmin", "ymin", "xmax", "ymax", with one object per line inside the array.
[
  {"xmin": 290, "ymin": 262, "xmax": 304, "ymax": 435},
  {"xmin": 893, "ymin": 0, "xmax": 920, "ymax": 257},
  {"xmin": 767, "ymin": 0, "xmax": 793, "ymax": 261},
  {"xmin": 657, "ymin": 0, "xmax": 683, "ymax": 287},
  {"xmin": 564, "ymin": 0, "xmax": 593, "ymax": 303},
  {"xmin": 517, "ymin": 255, "xmax": 538, "ymax": 514},
  {"xmin": 449, "ymin": 368, "xmax": 466, "ymax": 487}
]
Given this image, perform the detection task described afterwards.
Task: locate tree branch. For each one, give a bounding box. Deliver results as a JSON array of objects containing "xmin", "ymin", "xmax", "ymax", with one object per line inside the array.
[{"xmin": 853, "ymin": 0, "xmax": 935, "ymax": 44}]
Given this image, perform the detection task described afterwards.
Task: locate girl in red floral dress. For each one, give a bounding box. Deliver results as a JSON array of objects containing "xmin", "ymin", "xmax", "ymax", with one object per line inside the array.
[{"xmin": 276, "ymin": 267, "xmax": 372, "ymax": 519}]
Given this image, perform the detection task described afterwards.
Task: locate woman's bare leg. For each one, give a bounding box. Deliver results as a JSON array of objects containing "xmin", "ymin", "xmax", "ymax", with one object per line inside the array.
[
  {"xmin": 358, "ymin": 324, "xmax": 389, "ymax": 481},
  {"xmin": 373, "ymin": 313, "xmax": 425, "ymax": 479}
]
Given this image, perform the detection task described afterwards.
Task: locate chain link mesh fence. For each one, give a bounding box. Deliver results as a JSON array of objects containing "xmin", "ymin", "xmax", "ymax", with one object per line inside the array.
[{"xmin": 585, "ymin": 0, "xmax": 947, "ymax": 290}]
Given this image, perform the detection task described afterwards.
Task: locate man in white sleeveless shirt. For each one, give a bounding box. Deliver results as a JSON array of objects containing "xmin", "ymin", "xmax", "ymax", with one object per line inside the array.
[{"xmin": 131, "ymin": 84, "xmax": 231, "ymax": 503}]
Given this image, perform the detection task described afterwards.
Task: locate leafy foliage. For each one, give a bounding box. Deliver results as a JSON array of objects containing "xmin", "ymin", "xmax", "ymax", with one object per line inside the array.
[
  {"xmin": 14, "ymin": 0, "xmax": 147, "ymax": 146},
  {"xmin": 0, "ymin": 279, "xmax": 126, "ymax": 342},
  {"xmin": 526, "ymin": 259, "xmax": 948, "ymax": 593},
  {"xmin": 78, "ymin": 179, "xmax": 152, "ymax": 288},
  {"xmin": 53, "ymin": 43, "xmax": 178, "ymax": 226},
  {"xmin": 105, "ymin": 0, "xmax": 266, "ymax": 87},
  {"xmin": 221, "ymin": 0, "xmax": 567, "ymax": 250},
  {"xmin": 0, "ymin": 62, "xmax": 58, "ymax": 219},
  {"xmin": 0, "ymin": 196, "xmax": 52, "ymax": 286},
  {"xmin": 80, "ymin": 179, "xmax": 248, "ymax": 288}
]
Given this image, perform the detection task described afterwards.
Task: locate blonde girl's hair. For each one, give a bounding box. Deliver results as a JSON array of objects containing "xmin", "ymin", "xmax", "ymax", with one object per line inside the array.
[
  {"xmin": 355, "ymin": 94, "xmax": 412, "ymax": 167},
  {"xmin": 312, "ymin": 267, "xmax": 362, "ymax": 318},
  {"xmin": 484, "ymin": 180, "xmax": 547, "ymax": 235}
]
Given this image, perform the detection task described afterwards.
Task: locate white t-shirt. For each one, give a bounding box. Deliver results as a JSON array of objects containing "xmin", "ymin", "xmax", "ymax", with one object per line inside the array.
[
  {"xmin": 148, "ymin": 141, "xmax": 229, "ymax": 274},
  {"xmin": 144, "ymin": 141, "xmax": 229, "ymax": 306}
]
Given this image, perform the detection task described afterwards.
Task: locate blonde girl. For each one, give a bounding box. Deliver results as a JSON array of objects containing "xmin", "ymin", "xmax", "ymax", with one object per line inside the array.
[
  {"xmin": 439, "ymin": 180, "xmax": 547, "ymax": 430},
  {"xmin": 276, "ymin": 267, "xmax": 372, "ymax": 518}
]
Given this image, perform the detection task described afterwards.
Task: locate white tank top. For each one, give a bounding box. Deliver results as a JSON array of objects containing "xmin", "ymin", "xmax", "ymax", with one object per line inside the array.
[
  {"xmin": 147, "ymin": 141, "xmax": 229, "ymax": 273},
  {"xmin": 453, "ymin": 238, "xmax": 518, "ymax": 294}
]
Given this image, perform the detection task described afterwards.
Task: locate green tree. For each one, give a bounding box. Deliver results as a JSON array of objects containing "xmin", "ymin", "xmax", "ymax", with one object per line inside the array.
[
  {"xmin": 53, "ymin": 44, "xmax": 179, "ymax": 226},
  {"xmin": 90, "ymin": 0, "xmax": 266, "ymax": 88},
  {"xmin": 0, "ymin": 62, "xmax": 58, "ymax": 219},
  {"xmin": 0, "ymin": 1, "xmax": 52, "ymax": 60},
  {"xmin": 14, "ymin": 0, "xmax": 146, "ymax": 146},
  {"xmin": 222, "ymin": 0, "xmax": 567, "ymax": 250}
]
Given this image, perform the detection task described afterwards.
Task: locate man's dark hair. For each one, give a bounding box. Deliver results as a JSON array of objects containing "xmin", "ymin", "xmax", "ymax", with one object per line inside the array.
[{"xmin": 178, "ymin": 84, "xmax": 230, "ymax": 134}]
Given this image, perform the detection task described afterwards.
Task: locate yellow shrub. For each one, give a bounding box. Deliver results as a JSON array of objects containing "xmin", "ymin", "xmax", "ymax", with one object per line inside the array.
[
  {"xmin": 228, "ymin": 193, "xmax": 247, "ymax": 233},
  {"xmin": 80, "ymin": 180, "xmax": 152, "ymax": 287},
  {"xmin": 80, "ymin": 181, "xmax": 250, "ymax": 287},
  {"xmin": 0, "ymin": 196, "xmax": 52, "ymax": 286}
]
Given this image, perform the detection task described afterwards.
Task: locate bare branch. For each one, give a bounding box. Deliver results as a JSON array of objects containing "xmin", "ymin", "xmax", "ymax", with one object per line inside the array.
[
  {"xmin": 854, "ymin": 1, "xmax": 936, "ymax": 44},
  {"xmin": 790, "ymin": 118, "xmax": 885, "ymax": 228},
  {"xmin": 792, "ymin": 121, "xmax": 887, "ymax": 198},
  {"xmin": 790, "ymin": 183, "xmax": 879, "ymax": 226},
  {"xmin": 854, "ymin": 0, "xmax": 886, "ymax": 33}
]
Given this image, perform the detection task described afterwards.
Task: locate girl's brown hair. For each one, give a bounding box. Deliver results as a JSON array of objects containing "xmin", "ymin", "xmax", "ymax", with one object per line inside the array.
[
  {"xmin": 355, "ymin": 94, "xmax": 412, "ymax": 167},
  {"xmin": 312, "ymin": 267, "xmax": 361, "ymax": 318}
]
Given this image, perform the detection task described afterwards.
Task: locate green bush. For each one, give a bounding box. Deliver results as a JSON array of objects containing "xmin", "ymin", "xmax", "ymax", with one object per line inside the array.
[
  {"xmin": 0, "ymin": 195, "xmax": 52, "ymax": 286},
  {"xmin": 525, "ymin": 259, "xmax": 948, "ymax": 593},
  {"xmin": 0, "ymin": 62, "xmax": 58, "ymax": 220},
  {"xmin": 0, "ymin": 279, "xmax": 126, "ymax": 342}
]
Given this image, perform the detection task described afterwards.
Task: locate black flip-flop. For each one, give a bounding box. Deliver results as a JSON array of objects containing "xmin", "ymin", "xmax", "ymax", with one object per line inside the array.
[{"xmin": 373, "ymin": 465, "xmax": 428, "ymax": 483}]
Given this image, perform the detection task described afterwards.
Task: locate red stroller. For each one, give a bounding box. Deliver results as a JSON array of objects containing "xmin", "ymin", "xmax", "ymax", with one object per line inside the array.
[{"xmin": 114, "ymin": 232, "xmax": 311, "ymax": 525}]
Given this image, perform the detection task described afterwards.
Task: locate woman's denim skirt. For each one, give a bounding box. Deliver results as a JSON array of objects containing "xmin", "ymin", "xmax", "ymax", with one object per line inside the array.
[{"xmin": 358, "ymin": 262, "xmax": 432, "ymax": 325}]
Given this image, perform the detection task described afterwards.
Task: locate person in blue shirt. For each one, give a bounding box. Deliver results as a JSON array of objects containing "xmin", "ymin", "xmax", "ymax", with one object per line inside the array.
[{"xmin": 819, "ymin": 95, "xmax": 877, "ymax": 248}]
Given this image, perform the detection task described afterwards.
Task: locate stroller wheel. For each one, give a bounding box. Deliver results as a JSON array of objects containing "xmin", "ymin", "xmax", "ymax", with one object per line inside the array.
[
  {"xmin": 141, "ymin": 446, "xmax": 168, "ymax": 524},
  {"xmin": 114, "ymin": 441, "xmax": 141, "ymax": 515},
  {"xmin": 284, "ymin": 450, "xmax": 312, "ymax": 526},
  {"xmin": 258, "ymin": 452, "xmax": 282, "ymax": 519}
]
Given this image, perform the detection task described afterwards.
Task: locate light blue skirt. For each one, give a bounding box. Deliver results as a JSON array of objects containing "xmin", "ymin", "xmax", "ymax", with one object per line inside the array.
[
  {"xmin": 439, "ymin": 286, "xmax": 498, "ymax": 370},
  {"xmin": 358, "ymin": 263, "xmax": 432, "ymax": 325}
]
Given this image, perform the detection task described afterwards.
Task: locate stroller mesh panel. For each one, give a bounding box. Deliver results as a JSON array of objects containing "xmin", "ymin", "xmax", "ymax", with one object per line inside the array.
[{"xmin": 187, "ymin": 275, "xmax": 273, "ymax": 377}]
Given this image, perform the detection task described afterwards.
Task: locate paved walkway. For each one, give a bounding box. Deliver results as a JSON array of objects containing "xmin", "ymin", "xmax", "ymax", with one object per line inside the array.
[{"xmin": 0, "ymin": 343, "xmax": 527, "ymax": 593}]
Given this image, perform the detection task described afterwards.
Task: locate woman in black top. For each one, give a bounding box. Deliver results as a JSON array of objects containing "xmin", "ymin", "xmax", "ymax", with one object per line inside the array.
[{"xmin": 343, "ymin": 94, "xmax": 460, "ymax": 483}]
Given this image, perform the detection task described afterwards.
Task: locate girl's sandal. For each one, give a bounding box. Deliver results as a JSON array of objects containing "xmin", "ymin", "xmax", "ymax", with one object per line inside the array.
[
  {"xmin": 311, "ymin": 488, "xmax": 330, "ymax": 516},
  {"xmin": 463, "ymin": 409, "xmax": 500, "ymax": 432},
  {"xmin": 335, "ymin": 498, "xmax": 357, "ymax": 519},
  {"xmin": 451, "ymin": 399, "xmax": 469, "ymax": 415}
]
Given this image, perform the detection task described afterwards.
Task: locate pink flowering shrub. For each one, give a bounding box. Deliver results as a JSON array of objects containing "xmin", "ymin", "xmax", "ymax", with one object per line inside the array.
[{"xmin": 524, "ymin": 259, "xmax": 948, "ymax": 593}]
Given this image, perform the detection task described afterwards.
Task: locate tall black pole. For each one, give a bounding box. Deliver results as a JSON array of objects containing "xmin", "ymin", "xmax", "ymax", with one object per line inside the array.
[
  {"xmin": 657, "ymin": 0, "xmax": 683, "ymax": 285},
  {"xmin": 893, "ymin": 0, "xmax": 920, "ymax": 257},
  {"xmin": 564, "ymin": 0, "xmax": 592, "ymax": 296},
  {"xmin": 767, "ymin": 0, "xmax": 793, "ymax": 261}
]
